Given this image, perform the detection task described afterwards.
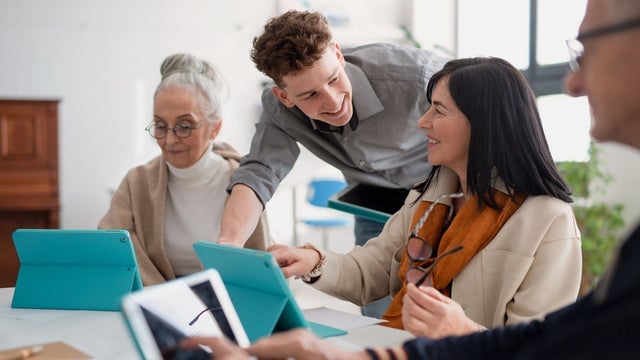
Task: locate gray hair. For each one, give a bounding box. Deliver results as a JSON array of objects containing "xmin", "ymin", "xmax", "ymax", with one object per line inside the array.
[{"xmin": 155, "ymin": 53, "xmax": 229, "ymax": 120}]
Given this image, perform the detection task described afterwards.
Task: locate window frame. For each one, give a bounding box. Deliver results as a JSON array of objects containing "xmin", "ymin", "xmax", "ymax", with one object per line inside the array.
[{"xmin": 521, "ymin": 0, "xmax": 569, "ymax": 97}]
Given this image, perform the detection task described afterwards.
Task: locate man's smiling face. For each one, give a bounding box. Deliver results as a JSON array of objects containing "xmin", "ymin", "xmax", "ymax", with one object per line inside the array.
[{"xmin": 272, "ymin": 43, "xmax": 354, "ymax": 127}]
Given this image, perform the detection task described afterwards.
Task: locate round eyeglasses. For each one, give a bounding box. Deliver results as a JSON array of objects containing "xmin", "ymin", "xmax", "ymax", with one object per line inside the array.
[
  {"xmin": 406, "ymin": 242, "xmax": 463, "ymax": 287},
  {"xmin": 145, "ymin": 119, "xmax": 206, "ymax": 139}
]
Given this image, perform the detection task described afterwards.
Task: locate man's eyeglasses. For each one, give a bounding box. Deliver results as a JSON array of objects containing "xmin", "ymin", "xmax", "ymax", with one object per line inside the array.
[
  {"xmin": 566, "ymin": 17, "xmax": 640, "ymax": 72},
  {"xmin": 405, "ymin": 192, "xmax": 464, "ymax": 287},
  {"xmin": 145, "ymin": 119, "xmax": 206, "ymax": 139}
]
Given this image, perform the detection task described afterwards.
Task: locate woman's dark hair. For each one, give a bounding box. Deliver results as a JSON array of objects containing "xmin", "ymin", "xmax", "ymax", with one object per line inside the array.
[{"xmin": 418, "ymin": 57, "xmax": 572, "ymax": 208}]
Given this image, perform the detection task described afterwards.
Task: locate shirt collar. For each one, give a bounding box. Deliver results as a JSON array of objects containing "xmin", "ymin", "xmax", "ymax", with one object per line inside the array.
[
  {"xmin": 311, "ymin": 114, "xmax": 359, "ymax": 133},
  {"xmin": 346, "ymin": 62, "xmax": 385, "ymax": 120}
]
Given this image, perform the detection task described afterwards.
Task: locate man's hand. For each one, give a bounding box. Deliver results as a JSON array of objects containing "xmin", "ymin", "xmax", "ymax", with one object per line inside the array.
[
  {"xmin": 180, "ymin": 336, "xmax": 250, "ymax": 360},
  {"xmin": 180, "ymin": 330, "xmax": 368, "ymax": 360}
]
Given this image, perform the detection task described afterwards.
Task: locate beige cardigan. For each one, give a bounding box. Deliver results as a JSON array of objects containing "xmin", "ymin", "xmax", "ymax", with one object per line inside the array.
[
  {"xmin": 98, "ymin": 142, "xmax": 270, "ymax": 285},
  {"xmin": 312, "ymin": 167, "xmax": 582, "ymax": 329}
]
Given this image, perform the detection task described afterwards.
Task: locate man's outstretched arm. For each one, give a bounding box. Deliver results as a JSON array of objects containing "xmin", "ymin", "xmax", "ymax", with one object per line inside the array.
[{"xmin": 217, "ymin": 184, "xmax": 264, "ymax": 247}]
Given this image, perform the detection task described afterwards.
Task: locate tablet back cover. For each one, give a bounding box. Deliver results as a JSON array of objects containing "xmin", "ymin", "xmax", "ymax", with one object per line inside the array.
[
  {"xmin": 12, "ymin": 229, "xmax": 142, "ymax": 311},
  {"xmin": 193, "ymin": 242, "xmax": 305, "ymax": 341},
  {"xmin": 193, "ymin": 242, "xmax": 347, "ymax": 341}
]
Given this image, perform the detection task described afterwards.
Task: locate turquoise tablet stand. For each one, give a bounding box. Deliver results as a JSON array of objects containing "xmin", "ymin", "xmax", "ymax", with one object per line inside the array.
[
  {"xmin": 193, "ymin": 241, "xmax": 347, "ymax": 342},
  {"xmin": 11, "ymin": 229, "xmax": 143, "ymax": 311}
]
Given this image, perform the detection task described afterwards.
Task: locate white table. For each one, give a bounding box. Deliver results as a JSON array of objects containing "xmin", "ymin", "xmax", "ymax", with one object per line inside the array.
[
  {"xmin": 0, "ymin": 288, "xmax": 413, "ymax": 359},
  {"xmin": 0, "ymin": 288, "xmax": 136, "ymax": 359}
]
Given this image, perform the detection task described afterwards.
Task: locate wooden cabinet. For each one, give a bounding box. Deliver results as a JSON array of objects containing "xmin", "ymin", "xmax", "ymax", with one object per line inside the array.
[{"xmin": 0, "ymin": 99, "xmax": 59, "ymax": 287}]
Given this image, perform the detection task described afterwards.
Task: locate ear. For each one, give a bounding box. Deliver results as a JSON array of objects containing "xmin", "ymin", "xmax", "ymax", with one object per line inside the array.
[
  {"xmin": 209, "ymin": 119, "xmax": 222, "ymax": 140},
  {"xmin": 272, "ymin": 86, "xmax": 296, "ymax": 108},
  {"xmin": 333, "ymin": 42, "xmax": 346, "ymax": 67}
]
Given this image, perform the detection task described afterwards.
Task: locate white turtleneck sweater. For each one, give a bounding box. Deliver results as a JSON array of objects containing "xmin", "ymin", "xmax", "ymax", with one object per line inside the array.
[{"xmin": 164, "ymin": 147, "xmax": 230, "ymax": 276}]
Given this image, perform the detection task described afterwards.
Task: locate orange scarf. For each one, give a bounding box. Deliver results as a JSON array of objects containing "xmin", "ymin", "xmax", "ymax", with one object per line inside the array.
[{"xmin": 381, "ymin": 191, "xmax": 527, "ymax": 329}]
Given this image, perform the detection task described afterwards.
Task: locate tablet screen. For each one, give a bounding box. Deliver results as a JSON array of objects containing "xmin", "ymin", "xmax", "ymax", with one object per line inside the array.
[
  {"xmin": 122, "ymin": 270, "xmax": 249, "ymax": 360},
  {"xmin": 188, "ymin": 280, "xmax": 238, "ymax": 344},
  {"xmin": 138, "ymin": 305, "xmax": 210, "ymax": 360},
  {"xmin": 337, "ymin": 184, "xmax": 409, "ymax": 215}
]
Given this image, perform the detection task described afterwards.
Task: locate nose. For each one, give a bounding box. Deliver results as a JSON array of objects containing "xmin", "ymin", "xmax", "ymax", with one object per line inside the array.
[
  {"xmin": 322, "ymin": 88, "xmax": 341, "ymax": 109},
  {"xmin": 164, "ymin": 129, "xmax": 180, "ymax": 143},
  {"xmin": 417, "ymin": 109, "xmax": 432, "ymax": 129},
  {"xmin": 564, "ymin": 70, "xmax": 587, "ymax": 97}
]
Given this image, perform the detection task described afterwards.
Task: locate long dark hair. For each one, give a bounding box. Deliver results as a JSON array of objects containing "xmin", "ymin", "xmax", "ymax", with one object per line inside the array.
[{"xmin": 418, "ymin": 57, "xmax": 572, "ymax": 208}]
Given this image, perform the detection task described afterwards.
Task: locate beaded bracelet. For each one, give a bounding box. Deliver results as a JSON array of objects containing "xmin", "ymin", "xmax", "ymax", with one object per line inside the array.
[{"xmin": 296, "ymin": 243, "xmax": 327, "ymax": 283}]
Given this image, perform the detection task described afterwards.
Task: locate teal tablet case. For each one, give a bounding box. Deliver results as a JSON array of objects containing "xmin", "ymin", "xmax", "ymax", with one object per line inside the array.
[
  {"xmin": 193, "ymin": 242, "xmax": 347, "ymax": 342},
  {"xmin": 11, "ymin": 229, "xmax": 143, "ymax": 311}
]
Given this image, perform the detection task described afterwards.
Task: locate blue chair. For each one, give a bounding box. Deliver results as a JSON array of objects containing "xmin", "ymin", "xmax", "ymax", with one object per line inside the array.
[{"xmin": 299, "ymin": 178, "xmax": 353, "ymax": 249}]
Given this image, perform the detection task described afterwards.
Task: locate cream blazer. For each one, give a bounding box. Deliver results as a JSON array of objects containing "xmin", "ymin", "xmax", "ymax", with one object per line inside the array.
[
  {"xmin": 98, "ymin": 142, "xmax": 270, "ymax": 286},
  {"xmin": 312, "ymin": 167, "xmax": 582, "ymax": 329}
]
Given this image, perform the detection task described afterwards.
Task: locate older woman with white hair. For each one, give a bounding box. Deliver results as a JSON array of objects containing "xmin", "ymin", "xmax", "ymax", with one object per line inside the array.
[{"xmin": 99, "ymin": 53, "xmax": 270, "ymax": 285}]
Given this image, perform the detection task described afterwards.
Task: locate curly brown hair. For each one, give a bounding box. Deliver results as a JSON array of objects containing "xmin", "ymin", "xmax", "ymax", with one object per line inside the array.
[{"xmin": 251, "ymin": 10, "xmax": 333, "ymax": 86}]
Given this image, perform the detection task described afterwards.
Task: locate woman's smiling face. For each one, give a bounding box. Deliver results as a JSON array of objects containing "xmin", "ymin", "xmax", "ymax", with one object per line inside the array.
[{"xmin": 417, "ymin": 76, "xmax": 471, "ymax": 177}]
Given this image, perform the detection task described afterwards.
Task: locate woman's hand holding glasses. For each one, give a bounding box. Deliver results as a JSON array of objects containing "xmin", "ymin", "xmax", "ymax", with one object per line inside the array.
[{"xmin": 402, "ymin": 284, "xmax": 484, "ymax": 339}]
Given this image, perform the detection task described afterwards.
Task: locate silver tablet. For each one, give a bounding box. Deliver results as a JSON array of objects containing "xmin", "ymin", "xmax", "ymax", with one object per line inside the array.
[{"xmin": 121, "ymin": 269, "xmax": 250, "ymax": 360}]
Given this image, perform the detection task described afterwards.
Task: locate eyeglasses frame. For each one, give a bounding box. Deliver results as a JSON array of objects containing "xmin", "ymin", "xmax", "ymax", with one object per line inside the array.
[
  {"xmin": 405, "ymin": 192, "xmax": 464, "ymax": 287},
  {"xmin": 145, "ymin": 118, "xmax": 207, "ymax": 139},
  {"xmin": 406, "ymin": 241, "xmax": 463, "ymax": 287},
  {"xmin": 566, "ymin": 17, "xmax": 640, "ymax": 72}
]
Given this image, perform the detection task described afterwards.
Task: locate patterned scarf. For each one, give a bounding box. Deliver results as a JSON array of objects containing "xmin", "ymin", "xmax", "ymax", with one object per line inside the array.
[{"xmin": 381, "ymin": 190, "xmax": 527, "ymax": 329}]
